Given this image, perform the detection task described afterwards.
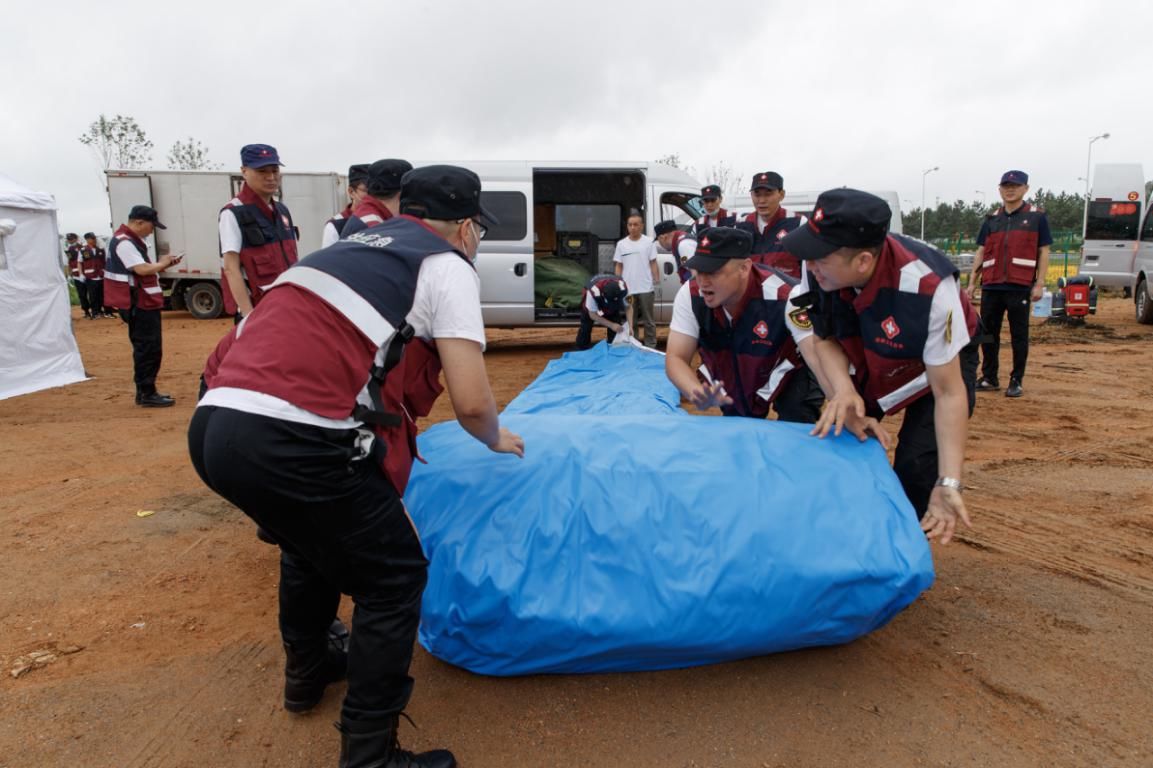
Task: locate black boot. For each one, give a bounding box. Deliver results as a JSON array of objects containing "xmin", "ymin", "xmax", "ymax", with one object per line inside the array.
[
  {"xmin": 337, "ymin": 715, "xmax": 455, "ymax": 768},
  {"xmin": 283, "ymin": 629, "xmax": 349, "ymax": 713}
]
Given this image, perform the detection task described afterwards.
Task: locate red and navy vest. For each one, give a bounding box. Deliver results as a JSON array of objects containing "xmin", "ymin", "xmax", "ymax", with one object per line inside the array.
[
  {"xmin": 671, "ymin": 230, "xmax": 696, "ymax": 283},
  {"xmin": 81, "ymin": 245, "xmax": 105, "ymax": 280},
  {"xmin": 220, "ymin": 184, "xmax": 299, "ymax": 315},
  {"xmin": 340, "ymin": 197, "xmax": 394, "ymax": 238},
  {"xmin": 104, "ymin": 226, "xmax": 164, "ymax": 310},
  {"xmin": 738, "ymin": 209, "xmax": 802, "ymax": 276},
  {"xmin": 326, "ymin": 204, "xmax": 353, "ymax": 240},
  {"xmin": 66, "ymin": 243, "xmax": 83, "ymax": 278},
  {"xmin": 693, "ymin": 208, "xmax": 737, "ymax": 235},
  {"xmin": 582, "ymin": 273, "xmax": 628, "ymax": 319},
  {"xmin": 203, "ymin": 216, "xmax": 468, "ymax": 493},
  {"xmin": 814, "ymin": 234, "xmax": 979, "ymax": 416},
  {"xmin": 690, "ymin": 264, "xmax": 803, "ymax": 418},
  {"xmin": 980, "ymin": 203, "xmax": 1045, "ymax": 287}
]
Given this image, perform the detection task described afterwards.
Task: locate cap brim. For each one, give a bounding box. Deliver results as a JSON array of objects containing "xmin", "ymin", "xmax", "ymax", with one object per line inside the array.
[
  {"xmin": 683, "ymin": 252, "xmax": 733, "ymax": 273},
  {"xmin": 246, "ymin": 159, "xmax": 284, "ymax": 169},
  {"xmin": 154, "ymin": 220, "xmax": 167, "ymax": 230},
  {"xmin": 700, "ymin": 196, "xmax": 719, "ymax": 201},
  {"xmin": 477, "ymin": 201, "xmax": 501, "ymax": 228},
  {"xmin": 780, "ymin": 223, "xmax": 838, "ymax": 261}
]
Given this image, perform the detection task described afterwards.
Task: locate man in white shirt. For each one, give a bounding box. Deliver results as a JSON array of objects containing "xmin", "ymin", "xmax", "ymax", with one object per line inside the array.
[{"xmin": 613, "ymin": 212, "xmax": 659, "ymax": 348}]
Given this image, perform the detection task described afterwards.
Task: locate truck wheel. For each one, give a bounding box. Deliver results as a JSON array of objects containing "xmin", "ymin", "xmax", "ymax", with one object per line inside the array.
[
  {"xmin": 187, "ymin": 282, "xmax": 224, "ymax": 320},
  {"xmin": 1137, "ymin": 279, "xmax": 1153, "ymax": 325}
]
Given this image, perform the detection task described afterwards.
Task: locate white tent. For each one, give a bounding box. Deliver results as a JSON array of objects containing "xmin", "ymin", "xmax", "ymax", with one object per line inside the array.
[{"xmin": 0, "ymin": 173, "xmax": 86, "ymax": 400}]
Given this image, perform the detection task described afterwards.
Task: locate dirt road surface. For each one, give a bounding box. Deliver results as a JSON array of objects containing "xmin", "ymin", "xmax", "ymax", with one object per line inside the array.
[{"xmin": 2, "ymin": 298, "xmax": 1151, "ymax": 768}]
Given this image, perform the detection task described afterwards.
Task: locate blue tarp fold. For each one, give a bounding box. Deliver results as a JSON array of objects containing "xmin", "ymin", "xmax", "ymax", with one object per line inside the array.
[{"xmin": 406, "ymin": 343, "xmax": 933, "ymax": 675}]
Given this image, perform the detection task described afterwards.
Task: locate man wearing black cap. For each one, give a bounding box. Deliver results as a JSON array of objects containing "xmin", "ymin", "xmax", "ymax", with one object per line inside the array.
[
  {"xmin": 665, "ymin": 227, "xmax": 821, "ymax": 423},
  {"xmin": 321, "ymin": 163, "xmax": 371, "ymax": 247},
  {"xmin": 737, "ymin": 171, "xmax": 804, "ymax": 276},
  {"xmin": 782, "ymin": 188, "xmax": 980, "ymax": 544},
  {"xmin": 64, "ymin": 233, "xmax": 93, "ymax": 319},
  {"xmin": 104, "ymin": 206, "xmax": 183, "ymax": 407},
  {"xmin": 80, "ymin": 232, "xmax": 113, "ymax": 318},
  {"xmin": 340, "ymin": 158, "xmax": 414, "ymax": 238},
  {"xmin": 218, "ymin": 143, "xmax": 299, "ymax": 321},
  {"xmin": 654, "ymin": 219, "xmax": 697, "ymax": 284},
  {"xmin": 192, "ymin": 165, "xmax": 523, "ymax": 768},
  {"xmin": 575, "ymin": 273, "xmax": 630, "ymax": 349},
  {"xmin": 692, "ymin": 184, "xmax": 737, "ymax": 234},
  {"xmin": 965, "ymin": 170, "xmax": 1051, "ymax": 398}
]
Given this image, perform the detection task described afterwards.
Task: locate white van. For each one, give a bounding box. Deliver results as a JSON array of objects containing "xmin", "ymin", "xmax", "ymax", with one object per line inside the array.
[
  {"xmin": 722, "ymin": 189, "xmax": 904, "ymax": 235},
  {"xmin": 459, "ymin": 161, "xmax": 703, "ymax": 326},
  {"xmin": 106, "ymin": 169, "xmax": 345, "ymax": 319},
  {"xmin": 1079, "ymin": 163, "xmax": 1145, "ymax": 294},
  {"xmin": 1130, "ymin": 200, "xmax": 1153, "ymax": 323}
]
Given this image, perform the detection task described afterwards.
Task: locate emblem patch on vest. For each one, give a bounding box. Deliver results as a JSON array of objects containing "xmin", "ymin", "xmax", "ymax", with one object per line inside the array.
[
  {"xmin": 881, "ymin": 316, "xmax": 900, "ymax": 339},
  {"xmin": 346, "ymin": 232, "xmax": 395, "ymax": 249},
  {"xmin": 753, "ymin": 320, "xmax": 769, "ymax": 339},
  {"xmin": 788, "ymin": 307, "xmax": 812, "ymax": 330}
]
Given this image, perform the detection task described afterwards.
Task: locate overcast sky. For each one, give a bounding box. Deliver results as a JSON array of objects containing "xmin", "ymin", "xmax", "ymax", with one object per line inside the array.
[{"xmin": 3, "ymin": 0, "xmax": 1148, "ymax": 235}]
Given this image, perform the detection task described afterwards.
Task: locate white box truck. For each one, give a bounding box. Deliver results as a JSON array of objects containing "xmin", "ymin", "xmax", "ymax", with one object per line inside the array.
[{"xmin": 105, "ymin": 169, "xmax": 345, "ymax": 319}]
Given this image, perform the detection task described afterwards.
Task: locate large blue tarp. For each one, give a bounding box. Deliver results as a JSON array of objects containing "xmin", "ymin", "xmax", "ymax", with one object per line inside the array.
[{"xmin": 405, "ymin": 342, "xmax": 933, "ymax": 676}]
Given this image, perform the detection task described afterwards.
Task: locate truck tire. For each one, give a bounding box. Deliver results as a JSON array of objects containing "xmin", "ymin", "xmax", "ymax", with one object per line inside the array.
[
  {"xmin": 187, "ymin": 282, "xmax": 224, "ymax": 320},
  {"xmin": 1137, "ymin": 279, "xmax": 1153, "ymax": 325}
]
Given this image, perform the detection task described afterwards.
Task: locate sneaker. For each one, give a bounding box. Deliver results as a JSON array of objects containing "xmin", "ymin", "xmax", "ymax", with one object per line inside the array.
[
  {"xmin": 1005, "ymin": 380, "xmax": 1023, "ymax": 398},
  {"xmin": 975, "ymin": 377, "xmax": 1000, "ymax": 392}
]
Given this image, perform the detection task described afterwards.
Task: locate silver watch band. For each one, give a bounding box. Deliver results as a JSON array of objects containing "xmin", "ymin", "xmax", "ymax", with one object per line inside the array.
[{"xmin": 935, "ymin": 477, "xmax": 963, "ymax": 492}]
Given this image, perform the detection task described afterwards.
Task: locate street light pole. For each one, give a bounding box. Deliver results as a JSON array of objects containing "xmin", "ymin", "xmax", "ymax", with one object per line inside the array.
[
  {"xmin": 975, "ymin": 190, "xmax": 986, "ymax": 208},
  {"xmin": 920, "ymin": 166, "xmax": 939, "ymax": 240},
  {"xmin": 1082, "ymin": 132, "xmax": 1110, "ymax": 238}
]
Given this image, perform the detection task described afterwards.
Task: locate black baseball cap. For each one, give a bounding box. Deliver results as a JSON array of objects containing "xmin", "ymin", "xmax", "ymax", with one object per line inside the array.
[
  {"xmin": 128, "ymin": 204, "xmax": 167, "ymax": 229},
  {"xmin": 1000, "ymin": 169, "xmax": 1029, "ymax": 185},
  {"xmin": 240, "ymin": 144, "xmax": 282, "ymax": 168},
  {"xmin": 750, "ymin": 171, "xmax": 784, "ymax": 191},
  {"xmin": 684, "ymin": 227, "xmax": 753, "ymax": 272},
  {"xmin": 366, "ymin": 158, "xmax": 413, "ymax": 197},
  {"xmin": 348, "ymin": 164, "xmax": 371, "ymax": 187},
  {"xmin": 65, "ymin": 232, "xmax": 79, "ymax": 240},
  {"xmin": 780, "ymin": 188, "xmax": 889, "ymax": 261},
  {"xmin": 400, "ymin": 165, "xmax": 499, "ymax": 226},
  {"xmin": 82, "ymin": 232, "xmax": 96, "ymax": 240},
  {"xmin": 653, "ymin": 219, "xmax": 677, "ymax": 237},
  {"xmin": 700, "ymin": 184, "xmax": 722, "ymax": 200}
]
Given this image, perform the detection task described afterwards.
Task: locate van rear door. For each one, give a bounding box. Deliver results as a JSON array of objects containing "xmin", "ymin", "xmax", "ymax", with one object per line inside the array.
[
  {"xmin": 1081, "ymin": 163, "xmax": 1144, "ymax": 292},
  {"xmin": 475, "ymin": 181, "xmax": 533, "ymax": 327}
]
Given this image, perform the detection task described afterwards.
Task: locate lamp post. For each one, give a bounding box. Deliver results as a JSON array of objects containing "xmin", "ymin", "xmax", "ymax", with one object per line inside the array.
[
  {"xmin": 1082, "ymin": 133, "xmax": 1110, "ymax": 238},
  {"xmin": 920, "ymin": 166, "xmax": 939, "ymax": 240},
  {"xmin": 974, "ymin": 190, "xmax": 986, "ymax": 208}
]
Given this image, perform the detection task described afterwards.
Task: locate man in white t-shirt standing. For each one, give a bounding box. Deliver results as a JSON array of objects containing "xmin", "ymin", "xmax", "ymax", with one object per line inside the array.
[
  {"xmin": 192, "ymin": 166, "xmax": 523, "ymax": 768},
  {"xmin": 613, "ymin": 212, "xmax": 659, "ymax": 348}
]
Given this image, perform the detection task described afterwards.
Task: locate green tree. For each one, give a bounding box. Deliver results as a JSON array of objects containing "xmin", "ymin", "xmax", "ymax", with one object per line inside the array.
[
  {"xmin": 78, "ymin": 114, "xmax": 153, "ymax": 169},
  {"xmin": 167, "ymin": 137, "xmax": 221, "ymax": 170}
]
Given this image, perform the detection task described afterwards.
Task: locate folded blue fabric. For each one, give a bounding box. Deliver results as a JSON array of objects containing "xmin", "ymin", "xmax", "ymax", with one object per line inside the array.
[{"xmin": 406, "ymin": 342, "xmax": 933, "ymax": 675}]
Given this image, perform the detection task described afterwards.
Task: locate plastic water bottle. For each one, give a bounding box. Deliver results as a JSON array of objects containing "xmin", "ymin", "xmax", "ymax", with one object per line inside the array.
[{"xmin": 1032, "ymin": 289, "xmax": 1052, "ymax": 318}]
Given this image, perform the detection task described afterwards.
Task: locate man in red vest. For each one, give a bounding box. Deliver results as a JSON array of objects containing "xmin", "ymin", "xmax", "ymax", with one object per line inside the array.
[
  {"xmin": 321, "ymin": 163, "xmax": 371, "ymax": 247},
  {"xmin": 192, "ymin": 165, "xmax": 523, "ymax": 768},
  {"xmin": 218, "ymin": 143, "xmax": 298, "ymax": 321},
  {"xmin": 737, "ymin": 171, "xmax": 803, "ymax": 276},
  {"xmin": 339, "ymin": 158, "xmax": 413, "ymax": 238},
  {"xmin": 104, "ymin": 206, "xmax": 182, "ymax": 407},
  {"xmin": 692, "ymin": 184, "xmax": 738, "ymax": 234},
  {"xmin": 965, "ymin": 170, "xmax": 1052, "ymax": 398},
  {"xmin": 665, "ymin": 227, "xmax": 821, "ymax": 423}
]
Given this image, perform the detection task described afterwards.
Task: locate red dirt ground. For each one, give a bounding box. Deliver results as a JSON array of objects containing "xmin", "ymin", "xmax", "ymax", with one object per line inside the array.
[{"xmin": 1, "ymin": 297, "xmax": 1151, "ymax": 767}]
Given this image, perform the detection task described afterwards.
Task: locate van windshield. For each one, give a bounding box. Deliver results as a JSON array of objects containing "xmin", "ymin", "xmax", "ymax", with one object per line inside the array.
[{"xmin": 1086, "ymin": 201, "xmax": 1140, "ymax": 240}]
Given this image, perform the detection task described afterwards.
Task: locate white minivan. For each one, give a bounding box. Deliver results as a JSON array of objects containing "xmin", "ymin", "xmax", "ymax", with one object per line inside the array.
[
  {"xmin": 1131, "ymin": 200, "xmax": 1153, "ymax": 323},
  {"xmin": 1079, "ymin": 163, "xmax": 1145, "ymax": 295},
  {"xmin": 461, "ymin": 161, "xmax": 704, "ymax": 327}
]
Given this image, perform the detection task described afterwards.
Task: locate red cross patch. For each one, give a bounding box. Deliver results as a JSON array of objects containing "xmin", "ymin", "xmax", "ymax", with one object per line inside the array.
[
  {"xmin": 701, "ymin": 236, "xmax": 711, "ymax": 247},
  {"xmin": 813, "ymin": 208, "xmax": 824, "ymax": 222},
  {"xmin": 881, "ymin": 316, "xmax": 900, "ymax": 339},
  {"xmin": 753, "ymin": 320, "xmax": 769, "ymax": 339}
]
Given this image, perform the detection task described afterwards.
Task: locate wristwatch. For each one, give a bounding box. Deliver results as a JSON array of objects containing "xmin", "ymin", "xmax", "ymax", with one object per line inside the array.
[{"xmin": 934, "ymin": 477, "xmax": 963, "ymax": 493}]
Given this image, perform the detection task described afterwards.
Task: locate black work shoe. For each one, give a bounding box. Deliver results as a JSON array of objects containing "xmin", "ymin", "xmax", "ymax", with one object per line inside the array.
[
  {"xmin": 337, "ymin": 715, "xmax": 456, "ymax": 768},
  {"xmin": 1005, "ymin": 379, "xmax": 1023, "ymax": 398},
  {"xmin": 284, "ymin": 624, "xmax": 349, "ymax": 713},
  {"xmin": 975, "ymin": 377, "xmax": 1000, "ymax": 392},
  {"xmin": 136, "ymin": 392, "xmax": 176, "ymax": 407}
]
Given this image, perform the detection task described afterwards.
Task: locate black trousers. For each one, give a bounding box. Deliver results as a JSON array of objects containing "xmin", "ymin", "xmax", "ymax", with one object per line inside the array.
[
  {"xmin": 574, "ymin": 310, "xmax": 622, "ymax": 350},
  {"xmin": 188, "ymin": 406, "xmax": 428, "ymax": 722},
  {"xmin": 118, "ymin": 307, "xmax": 163, "ymax": 395},
  {"xmin": 86, "ymin": 280, "xmax": 104, "ymax": 314},
  {"xmin": 979, "ymin": 287, "xmax": 1031, "ymax": 384},
  {"xmin": 74, "ymin": 279, "xmax": 91, "ymax": 314},
  {"xmin": 890, "ymin": 343, "xmax": 979, "ymax": 518},
  {"xmin": 772, "ymin": 367, "xmax": 824, "ymax": 424}
]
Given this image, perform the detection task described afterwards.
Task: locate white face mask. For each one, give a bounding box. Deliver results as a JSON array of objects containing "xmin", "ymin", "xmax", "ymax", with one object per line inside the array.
[{"xmin": 464, "ymin": 220, "xmax": 481, "ymax": 263}]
